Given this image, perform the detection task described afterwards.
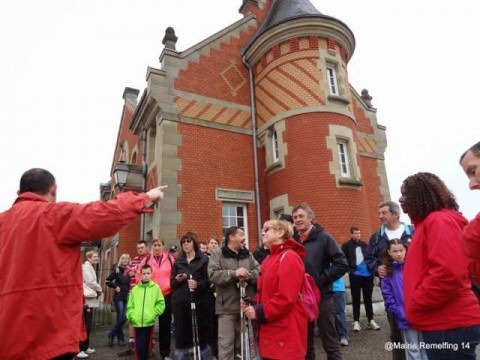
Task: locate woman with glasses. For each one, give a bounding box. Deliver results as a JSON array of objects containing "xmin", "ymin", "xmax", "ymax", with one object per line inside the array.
[
  {"xmin": 171, "ymin": 231, "xmax": 213, "ymax": 360},
  {"xmin": 242, "ymin": 219, "xmax": 308, "ymax": 360}
]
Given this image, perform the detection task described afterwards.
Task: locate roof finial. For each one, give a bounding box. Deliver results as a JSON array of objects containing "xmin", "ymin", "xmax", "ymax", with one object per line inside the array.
[
  {"xmin": 162, "ymin": 27, "xmax": 178, "ymax": 50},
  {"xmin": 361, "ymin": 89, "xmax": 373, "ymax": 108}
]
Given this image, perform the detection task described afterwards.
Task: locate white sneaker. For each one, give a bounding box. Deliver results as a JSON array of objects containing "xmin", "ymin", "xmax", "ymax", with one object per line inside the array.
[
  {"xmin": 76, "ymin": 351, "xmax": 89, "ymax": 359},
  {"xmin": 353, "ymin": 321, "xmax": 361, "ymax": 332},
  {"xmin": 340, "ymin": 337, "xmax": 349, "ymax": 346},
  {"xmin": 86, "ymin": 348, "xmax": 96, "ymax": 354},
  {"xmin": 368, "ymin": 319, "xmax": 380, "ymax": 330}
]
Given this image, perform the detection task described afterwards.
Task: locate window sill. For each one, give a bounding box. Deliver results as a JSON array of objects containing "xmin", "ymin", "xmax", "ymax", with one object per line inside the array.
[
  {"xmin": 328, "ymin": 94, "xmax": 350, "ymax": 105},
  {"xmin": 338, "ymin": 177, "xmax": 362, "ymax": 187},
  {"xmin": 265, "ymin": 160, "xmax": 283, "ymax": 174}
]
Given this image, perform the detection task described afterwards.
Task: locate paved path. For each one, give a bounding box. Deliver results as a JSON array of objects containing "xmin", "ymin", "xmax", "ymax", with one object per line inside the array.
[{"xmin": 84, "ymin": 316, "xmax": 479, "ymax": 360}]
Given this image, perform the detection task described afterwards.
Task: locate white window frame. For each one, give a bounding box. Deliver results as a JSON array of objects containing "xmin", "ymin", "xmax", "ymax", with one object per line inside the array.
[
  {"xmin": 327, "ymin": 66, "xmax": 339, "ymax": 96},
  {"xmin": 337, "ymin": 140, "xmax": 351, "ymax": 177},
  {"xmin": 272, "ymin": 130, "xmax": 279, "ymax": 162},
  {"xmin": 222, "ymin": 203, "xmax": 249, "ymax": 245}
]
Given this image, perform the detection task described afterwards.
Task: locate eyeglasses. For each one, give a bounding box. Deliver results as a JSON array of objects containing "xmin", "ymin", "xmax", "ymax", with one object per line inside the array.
[{"xmin": 181, "ymin": 238, "xmax": 193, "ymax": 245}]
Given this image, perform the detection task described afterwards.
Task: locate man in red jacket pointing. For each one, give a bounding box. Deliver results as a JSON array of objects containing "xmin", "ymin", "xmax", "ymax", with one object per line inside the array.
[
  {"xmin": 0, "ymin": 168, "xmax": 167, "ymax": 360},
  {"xmin": 460, "ymin": 141, "xmax": 480, "ymax": 287}
]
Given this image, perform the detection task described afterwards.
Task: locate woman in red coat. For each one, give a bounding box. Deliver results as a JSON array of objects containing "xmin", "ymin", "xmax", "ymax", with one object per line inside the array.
[
  {"xmin": 400, "ymin": 172, "xmax": 480, "ymax": 359},
  {"xmin": 242, "ymin": 219, "xmax": 307, "ymax": 360}
]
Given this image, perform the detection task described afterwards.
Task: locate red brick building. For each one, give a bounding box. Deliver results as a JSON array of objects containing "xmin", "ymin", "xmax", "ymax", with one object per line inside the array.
[{"xmin": 100, "ymin": 0, "xmax": 390, "ymax": 275}]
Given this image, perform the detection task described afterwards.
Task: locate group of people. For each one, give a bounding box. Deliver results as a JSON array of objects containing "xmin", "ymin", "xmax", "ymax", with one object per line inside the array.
[{"xmin": 1, "ymin": 140, "xmax": 480, "ymax": 360}]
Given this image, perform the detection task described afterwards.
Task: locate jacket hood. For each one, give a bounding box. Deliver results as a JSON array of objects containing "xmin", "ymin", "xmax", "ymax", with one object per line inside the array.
[
  {"xmin": 221, "ymin": 245, "xmax": 251, "ymax": 259},
  {"xmin": 303, "ymin": 223, "xmax": 325, "ymax": 241},
  {"xmin": 391, "ymin": 261, "xmax": 405, "ymax": 270},
  {"xmin": 14, "ymin": 192, "xmax": 49, "ymax": 205},
  {"xmin": 138, "ymin": 280, "xmax": 157, "ymax": 288},
  {"xmin": 413, "ymin": 208, "xmax": 468, "ymax": 228},
  {"xmin": 271, "ymin": 238, "xmax": 306, "ymax": 259}
]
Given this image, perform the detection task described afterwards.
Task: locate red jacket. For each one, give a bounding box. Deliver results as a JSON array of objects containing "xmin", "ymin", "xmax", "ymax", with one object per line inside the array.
[
  {"xmin": 255, "ymin": 238, "xmax": 307, "ymax": 360},
  {"xmin": 404, "ymin": 209, "xmax": 480, "ymax": 331},
  {"xmin": 464, "ymin": 212, "xmax": 480, "ymax": 283},
  {"xmin": 0, "ymin": 191, "xmax": 153, "ymax": 360}
]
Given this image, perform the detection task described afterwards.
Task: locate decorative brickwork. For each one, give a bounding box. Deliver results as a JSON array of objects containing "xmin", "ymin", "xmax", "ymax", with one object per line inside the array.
[{"xmin": 106, "ymin": 0, "xmax": 390, "ymax": 263}]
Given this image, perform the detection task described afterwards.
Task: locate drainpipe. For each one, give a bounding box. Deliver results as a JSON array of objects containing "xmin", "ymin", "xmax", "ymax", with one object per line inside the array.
[
  {"xmin": 242, "ymin": 55, "xmax": 262, "ymax": 246},
  {"xmin": 140, "ymin": 128, "xmax": 148, "ymax": 241}
]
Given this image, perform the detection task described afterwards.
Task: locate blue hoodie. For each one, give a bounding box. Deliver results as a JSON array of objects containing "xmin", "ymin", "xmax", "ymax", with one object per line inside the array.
[{"xmin": 380, "ymin": 261, "xmax": 409, "ymax": 329}]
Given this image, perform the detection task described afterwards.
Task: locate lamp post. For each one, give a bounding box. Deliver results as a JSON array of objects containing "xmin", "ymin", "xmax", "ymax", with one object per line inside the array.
[{"xmin": 113, "ymin": 161, "xmax": 129, "ymax": 189}]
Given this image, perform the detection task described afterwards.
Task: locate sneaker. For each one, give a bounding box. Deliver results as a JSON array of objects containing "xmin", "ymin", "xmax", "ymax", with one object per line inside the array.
[
  {"xmin": 76, "ymin": 351, "xmax": 89, "ymax": 359},
  {"xmin": 368, "ymin": 319, "xmax": 381, "ymax": 330},
  {"xmin": 353, "ymin": 321, "xmax": 361, "ymax": 332},
  {"xmin": 85, "ymin": 348, "xmax": 96, "ymax": 354},
  {"xmin": 340, "ymin": 337, "xmax": 349, "ymax": 346}
]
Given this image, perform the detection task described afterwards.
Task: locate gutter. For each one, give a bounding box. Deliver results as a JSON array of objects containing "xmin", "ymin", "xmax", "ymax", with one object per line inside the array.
[
  {"xmin": 242, "ymin": 55, "xmax": 263, "ymax": 246},
  {"xmin": 140, "ymin": 128, "xmax": 148, "ymax": 240}
]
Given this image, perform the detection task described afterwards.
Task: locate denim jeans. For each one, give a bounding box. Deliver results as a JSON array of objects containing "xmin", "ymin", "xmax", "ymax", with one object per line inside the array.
[
  {"xmin": 333, "ymin": 291, "xmax": 348, "ymax": 339},
  {"xmin": 422, "ymin": 325, "xmax": 480, "ymax": 360},
  {"xmin": 109, "ymin": 299, "xmax": 127, "ymax": 341},
  {"xmin": 401, "ymin": 328, "xmax": 427, "ymax": 360}
]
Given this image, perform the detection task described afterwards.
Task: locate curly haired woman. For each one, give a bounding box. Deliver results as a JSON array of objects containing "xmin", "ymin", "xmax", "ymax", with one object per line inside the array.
[{"xmin": 400, "ymin": 172, "xmax": 480, "ymax": 359}]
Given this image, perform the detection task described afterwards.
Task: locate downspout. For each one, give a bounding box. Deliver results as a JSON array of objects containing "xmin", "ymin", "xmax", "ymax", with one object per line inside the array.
[
  {"xmin": 140, "ymin": 128, "xmax": 148, "ymax": 241},
  {"xmin": 242, "ymin": 55, "xmax": 262, "ymax": 246}
]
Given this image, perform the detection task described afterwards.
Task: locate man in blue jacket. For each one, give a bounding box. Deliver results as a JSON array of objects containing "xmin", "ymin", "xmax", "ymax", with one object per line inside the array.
[
  {"xmin": 365, "ymin": 201, "xmax": 413, "ymax": 360},
  {"xmin": 342, "ymin": 227, "xmax": 379, "ymax": 332}
]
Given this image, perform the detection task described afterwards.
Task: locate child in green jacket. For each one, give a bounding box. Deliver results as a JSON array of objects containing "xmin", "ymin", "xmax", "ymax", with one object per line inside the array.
[{"xmin": 126, "ymin": 265, "xmax": 165, "ymax": 360}]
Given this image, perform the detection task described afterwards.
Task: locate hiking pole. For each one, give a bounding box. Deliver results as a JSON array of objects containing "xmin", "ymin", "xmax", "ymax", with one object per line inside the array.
[
  {"xmin": 239, "ymin": 281, "xmax": 250, "ymax": 360},
  {"xmin": 189, "ymin": 274, "xmax": 201, "ymax": 360}
]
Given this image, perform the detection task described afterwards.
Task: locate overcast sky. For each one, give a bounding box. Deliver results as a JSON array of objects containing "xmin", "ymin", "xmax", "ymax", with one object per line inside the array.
[{"xmin": 1, "ymin": 0, "xmax": 479, "ymax": 223}]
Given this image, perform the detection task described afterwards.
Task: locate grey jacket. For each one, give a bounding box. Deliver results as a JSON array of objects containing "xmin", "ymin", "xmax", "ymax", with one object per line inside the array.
[{"xmin": 208, "ymin": 246, "xmax": 259, "ymax": 315}]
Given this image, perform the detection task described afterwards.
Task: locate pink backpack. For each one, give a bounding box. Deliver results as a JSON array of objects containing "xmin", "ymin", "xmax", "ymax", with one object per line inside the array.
[
  {"xmin": 301, "ymin": 273, "xmax": 321, "ymax": 321},
  {"xmin": 280, "ymin": 251, "xmax": 321, "ymax": 321}
]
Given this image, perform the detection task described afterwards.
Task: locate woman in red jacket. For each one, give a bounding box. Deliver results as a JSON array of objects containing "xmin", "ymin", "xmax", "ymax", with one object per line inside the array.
[
  {"xmin": 242, "ymin": 219, "xmax": 307, "ymax": 360},
  {"xmin": 400, "ymin": 172, "xmax": 480, "ymax": 359}
]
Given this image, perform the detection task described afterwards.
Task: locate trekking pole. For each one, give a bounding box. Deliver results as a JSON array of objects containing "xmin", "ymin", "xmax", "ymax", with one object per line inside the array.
[
  {"xmin": 189, "ymin": 274, "xmax": 201, "ymax": 360},
  {"xmin": 239, "ymin": 281, "xmax": 250, "ymax": 360}
]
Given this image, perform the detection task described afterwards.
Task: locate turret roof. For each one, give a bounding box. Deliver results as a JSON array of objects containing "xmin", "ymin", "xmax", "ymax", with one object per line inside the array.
[{"xmin": 259, "ymin": 0, "xmax": 322, "ymax": 32}]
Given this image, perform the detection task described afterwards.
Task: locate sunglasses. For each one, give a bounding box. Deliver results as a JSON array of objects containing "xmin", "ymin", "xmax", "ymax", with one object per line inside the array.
[{"xmin": 181, "ymin": 238, "xmax": 193, "ymax": 245}]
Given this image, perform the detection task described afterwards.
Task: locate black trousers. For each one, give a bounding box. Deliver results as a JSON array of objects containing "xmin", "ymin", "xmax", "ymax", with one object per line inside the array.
[
  {"xmin": 79, "ymin": 306, "xmax": 93, "ymax": 351},
  {"xmin": 158, "ymin": 294, "xmax": 172, "ymax": 357},
  {"xmin": 135, "ymin": 326, "xmax": 154, "ymax": 360},
  {"xmin": 172, "ymin": 298, "xmax": 211, "ymax": 350},
  {"xmin": 306, "ymin": 296, "xmax": 341, "ymax": 360},
  {"xmin": 349, "ymin": 274, "xmax": 374, "ymax": 321}
]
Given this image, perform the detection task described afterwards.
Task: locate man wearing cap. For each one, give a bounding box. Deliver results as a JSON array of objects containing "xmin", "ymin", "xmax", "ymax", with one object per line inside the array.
[{"xmin": 169, "ymin": 245, "xmax": 179, "ymax": 260}]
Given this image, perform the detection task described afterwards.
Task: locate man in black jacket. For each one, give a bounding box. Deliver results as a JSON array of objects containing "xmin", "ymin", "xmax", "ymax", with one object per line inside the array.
[
  {"xmin": 293, "ymin": 203, "xmax": 348, "ymax": 360},
  {"xmin": 341, "ymin": 227, "xmax": 379, "ymax": 332}
]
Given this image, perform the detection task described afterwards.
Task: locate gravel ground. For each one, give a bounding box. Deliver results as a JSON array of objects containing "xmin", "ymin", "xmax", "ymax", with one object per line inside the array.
[{"xmin": 85, "ymin": 315, "xmax": 479, "ymax": 360}]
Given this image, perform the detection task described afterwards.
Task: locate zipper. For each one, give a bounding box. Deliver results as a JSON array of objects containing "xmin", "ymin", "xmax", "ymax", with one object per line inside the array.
[{"xmin": 141, "ymin": 285, "xmax": 147, "ymax": 327}]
